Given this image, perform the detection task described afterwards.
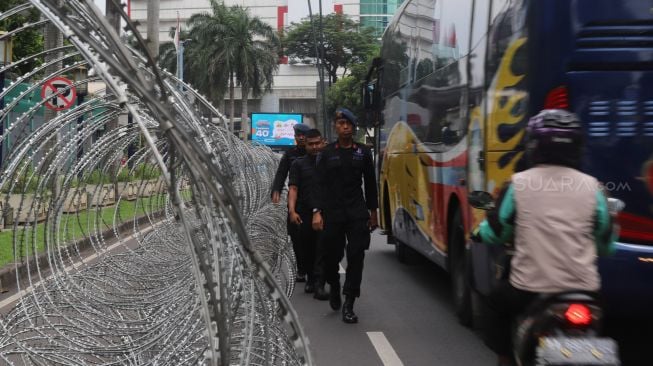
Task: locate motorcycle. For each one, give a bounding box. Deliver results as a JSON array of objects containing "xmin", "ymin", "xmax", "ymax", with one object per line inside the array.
[{"xmin": 467, "ymin": 191, "xmax": 622, "ymax": 366}]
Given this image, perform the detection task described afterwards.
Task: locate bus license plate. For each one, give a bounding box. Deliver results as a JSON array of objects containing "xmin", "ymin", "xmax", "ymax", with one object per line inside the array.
[{"xmin": 536, "ymin": 336, "xmax": 620, "ymax": 365}]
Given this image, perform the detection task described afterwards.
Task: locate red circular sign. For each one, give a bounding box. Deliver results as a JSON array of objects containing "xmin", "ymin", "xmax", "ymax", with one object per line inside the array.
[{"xmin": 41, "ymin": 76, "xmax": 77, "ymax": 111}]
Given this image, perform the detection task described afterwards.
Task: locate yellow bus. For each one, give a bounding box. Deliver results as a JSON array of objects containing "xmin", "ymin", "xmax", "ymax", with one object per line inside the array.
[{"xmin": 363, "ymin": 0, "xmax": 653, "ymax": 323}]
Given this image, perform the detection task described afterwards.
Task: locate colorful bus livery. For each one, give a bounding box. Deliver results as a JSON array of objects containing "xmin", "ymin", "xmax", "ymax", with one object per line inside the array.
[{"xmin": 365, "ymin": 0, "xmax": 653, "ymax": 322}]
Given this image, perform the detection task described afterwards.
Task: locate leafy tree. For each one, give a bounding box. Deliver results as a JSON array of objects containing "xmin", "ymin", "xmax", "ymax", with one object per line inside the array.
[
  {"xmin": 284, "ymin": 14, "xmax": 377, "ymax": 85},
  {"xmin": 228, "ymin": 6, "xmax": 279, "ymax": 137},
  {"xmin": 187, "ymin": 1, "xmax": 279, "ymax": 135},
  {"xmin": 325, "ymin": 45, "xmax": 379, "ymax": 129},
  {"xmin": 0, "ymin": 0, "xmax": 44, "ymax": 77},
  {"xmin": 186, "ymin": 1, "xmax": 234, "ymax": 121}
]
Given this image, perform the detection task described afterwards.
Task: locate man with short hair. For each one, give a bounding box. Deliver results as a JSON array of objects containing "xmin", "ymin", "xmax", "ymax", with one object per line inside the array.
[
  {"xmin": 288, "ymin": 129, "xmax": 324, "ymax": 293},
  {"xmin": 271, "ymin": 123, "xmax": 312, "ymax": 282},
  {"xmin": 313, "ymin": 108, "xmax": 378, "ymax": 324}
]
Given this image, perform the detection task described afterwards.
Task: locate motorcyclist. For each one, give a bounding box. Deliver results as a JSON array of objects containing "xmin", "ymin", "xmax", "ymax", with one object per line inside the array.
[{"xmin": 475, "ymin": 109, "xmax": 617, "ymax": 366}]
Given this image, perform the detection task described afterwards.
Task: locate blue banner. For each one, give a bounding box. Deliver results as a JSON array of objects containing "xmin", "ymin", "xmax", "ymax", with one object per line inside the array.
[{"xmin": 251, "ymin": 113, "xmax": 303, "ymax": 146}]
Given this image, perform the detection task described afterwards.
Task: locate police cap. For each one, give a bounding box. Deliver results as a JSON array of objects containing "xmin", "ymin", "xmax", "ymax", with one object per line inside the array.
[
  {"xmin": 335, "ymin": 108, "xmax": 358, "ymax": 127},
  {"xmin": 293, "ymin": 123, "xmax": 311, "ymax": 135}
]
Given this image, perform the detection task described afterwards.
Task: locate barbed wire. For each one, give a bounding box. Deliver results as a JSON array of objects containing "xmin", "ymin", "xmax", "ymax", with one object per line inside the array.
[{"xmin": 0, "ymin": 1, "xmax": 309, "ymax": 365}]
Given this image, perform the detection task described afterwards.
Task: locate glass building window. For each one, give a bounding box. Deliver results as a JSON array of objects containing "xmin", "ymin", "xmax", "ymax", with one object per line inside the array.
[{"xmin": 360, "ymin": 0, "xmax": 405, "ymax": 37}]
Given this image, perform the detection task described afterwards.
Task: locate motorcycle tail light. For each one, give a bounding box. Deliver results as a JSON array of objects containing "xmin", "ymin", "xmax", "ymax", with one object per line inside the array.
[{"xmin": 565, "ymin": 304, "xmax": 592, "ymax": 326}]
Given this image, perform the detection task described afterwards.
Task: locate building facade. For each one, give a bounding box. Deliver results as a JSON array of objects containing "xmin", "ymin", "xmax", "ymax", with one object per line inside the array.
[
  {"xmin": 129, "ymin": 0, "xmax": 402, "ymax": 128},
  {"xmin": 360, "ymin": 0, "xmax": 404, "ymax": 37}
]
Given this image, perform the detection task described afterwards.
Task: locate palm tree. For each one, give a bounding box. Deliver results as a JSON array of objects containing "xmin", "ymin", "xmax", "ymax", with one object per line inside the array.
[
  {"xmin": 187, "ymin": 1, "xmax": 233, "ymax": 121},
  {"xmin": 228, "ymin": 6, "xmax": 280, "ymax": 140},
  {"xmin": 188, "ymin": 1, "xmax": 280, "ymax": 137}
]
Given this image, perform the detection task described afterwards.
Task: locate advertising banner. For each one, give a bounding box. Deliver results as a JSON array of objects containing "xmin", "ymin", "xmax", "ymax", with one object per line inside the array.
[{"xmin": 251, "ymin": 113, "xmax": 303, "ymax": 146}]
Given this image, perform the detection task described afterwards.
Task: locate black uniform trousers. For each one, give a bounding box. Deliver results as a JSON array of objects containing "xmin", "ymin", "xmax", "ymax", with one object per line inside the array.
[
  {"xmin": 288, "ymin": 217, "xmax": 303, "ymax": 275},
  {"xmin": 317, "ymin": 216, "xmax": 370, "ymax": 298},
  {"xmin": 296, "ymin": 211, "xmax": 319, "ymax": 283}
]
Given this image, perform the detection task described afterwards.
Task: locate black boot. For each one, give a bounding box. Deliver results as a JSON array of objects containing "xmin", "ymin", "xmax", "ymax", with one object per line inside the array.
[
  {"xmin": 304, "ymin": 282, "xmax": 315, "ymax": 293},
  {"xmin": 342, "ymin": 296, "xmax": 358, "ymax": 324},
  {"xmin": 304, "ymin": 275, "xmax": 316, "ymax": 293},
  {"xmin": 329, "ymin": 283, "xmax": 341, "ymax": 310},
  {"xmin": 296, "ymin": 273, "xmax": 306, "ymax": 283},
  {"xmin": 313, "ymin": 283, "xmax": 329, "ymax": 300}
]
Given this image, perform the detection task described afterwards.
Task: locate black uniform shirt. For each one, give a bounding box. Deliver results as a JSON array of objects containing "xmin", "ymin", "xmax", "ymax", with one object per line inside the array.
[
  {"xmin": 271, "ymin": 146, "xmax": 306, "ymax": 195},
  {"xmin": 288, "ymin": 155, "xmax": 319, "ymax": 215},
  {"xmin": 316, "ymin": 142, "xmax": 378, "ymax": 221}
]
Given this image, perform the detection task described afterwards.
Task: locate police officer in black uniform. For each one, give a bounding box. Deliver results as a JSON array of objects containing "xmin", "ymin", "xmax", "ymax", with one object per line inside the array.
[
  {"xmin": 271, "ymin": 123, "xmax": 312, "ymax": 282},
  {"xmin": 312, "ymin": 108, "xmax": 378, "ymax": 324},
  {"xmin": 287, "ymin": 129, "xmax": 324, "ymax": 293}
]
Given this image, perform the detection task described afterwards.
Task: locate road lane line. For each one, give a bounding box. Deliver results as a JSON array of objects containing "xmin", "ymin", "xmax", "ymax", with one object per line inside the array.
[
  {"xmin": 367, "ymin": 332, "xmax": 404, "ymax": 366},
  {"xmin": 339, "ymin": 263, "xmax": 345, "ymax": 274},
  {"xmin": 0, "ymin": 228, "xmax": 153, "ymax": 310}
]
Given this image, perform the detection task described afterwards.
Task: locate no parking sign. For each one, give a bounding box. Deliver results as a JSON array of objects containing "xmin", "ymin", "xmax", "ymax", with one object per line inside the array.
[{"xmin": 41, "ymin": 76, "xmax": 77, "ymax": 111}]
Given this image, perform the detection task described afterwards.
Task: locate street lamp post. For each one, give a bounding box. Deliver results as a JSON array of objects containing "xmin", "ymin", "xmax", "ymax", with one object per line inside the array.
[
  {"xmin": 177, "ymin": 40, "xmax": 184, "ymax": 82},
  {"xmin": 0, "ymin": 31, "xmax": 13, "ymax": 168},
  {"xmin": 73, "ymin": 65, "xmax": 88, "ymax": 164}
]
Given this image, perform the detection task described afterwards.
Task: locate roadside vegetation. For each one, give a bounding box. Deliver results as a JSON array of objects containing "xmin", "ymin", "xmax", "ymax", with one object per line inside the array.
[{"xmin": 0, "ymin": 194, "xmax": 167, "ymax": 268}]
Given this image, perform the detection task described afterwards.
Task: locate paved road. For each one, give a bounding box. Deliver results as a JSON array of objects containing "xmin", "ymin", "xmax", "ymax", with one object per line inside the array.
[
  {"xmin": 291, "ymin": 232, "xmax": 495, "ymax": 366},
  {"xmin": 2, "ymin": 227, "xmax": 647, "ymax": 365},
  {"xmin": 291, "ymin": 232, "xmax": 651, "ymax": 366}
]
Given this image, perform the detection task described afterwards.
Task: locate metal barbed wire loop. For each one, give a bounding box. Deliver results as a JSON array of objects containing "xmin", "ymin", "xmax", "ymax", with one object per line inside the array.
[{"xmin": 0, "ymin": 1, "xmax": 310, "ymax": 365}]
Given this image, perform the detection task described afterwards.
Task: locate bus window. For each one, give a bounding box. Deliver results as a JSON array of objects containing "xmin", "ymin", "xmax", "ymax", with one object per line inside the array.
[
  {"xmin": 415, "ymin": 0, "xmax": 436, "ymax": 81},
  {"xmin": 381, "ymin": 22, "xmax": 407, "ymax": 99},
  {"xmin": 439, "ymin": 0, "xmax": 473, "ymax": 59},
  {"xmin": 469, "ymin": 0, "xmax": 490, "ymax": 91},
  {"xmin": 487, "ymin": 0, "xmax": 527, "ymax": 83},
  {"xmin": 412, "ymin": 0, "xmax": 472, "ymax": 147}
]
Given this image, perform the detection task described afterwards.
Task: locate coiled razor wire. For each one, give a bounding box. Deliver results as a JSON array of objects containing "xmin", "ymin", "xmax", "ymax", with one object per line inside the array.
[{"xmin": 0, "ymin": 1, "xmax": 310, "ymax": 365}]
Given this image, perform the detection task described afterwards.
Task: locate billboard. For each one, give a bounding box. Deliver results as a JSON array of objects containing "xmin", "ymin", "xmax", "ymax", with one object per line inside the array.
[{"xmin": 251, "ymin": 113, "xmax": 303, "ymax": 146}]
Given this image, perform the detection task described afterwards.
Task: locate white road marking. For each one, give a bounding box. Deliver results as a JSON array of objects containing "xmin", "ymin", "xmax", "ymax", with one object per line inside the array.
[
  {"xmin": 367, "ymin": 332, "xmax": 404, "ymax": 366},
  {"xmin": 0, "ymin": 228, "xmax": 152, "ymax": 310},
  {"xmin": 339, "ymin": 263, "xmax": 345, "ymax": 274}
]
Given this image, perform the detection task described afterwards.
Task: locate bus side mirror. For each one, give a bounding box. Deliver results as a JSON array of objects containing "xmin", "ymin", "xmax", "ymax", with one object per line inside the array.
[
  {"xmin": 468, "ymin": 191, "xmax": 495, "ymax": 210},
  {"xmin": 363, "ymin": 81, "xmax": 380, "ymax": 110},
  {"xmin": 607, "ymin": 198, "xmax": 625, "ymax": 215}
]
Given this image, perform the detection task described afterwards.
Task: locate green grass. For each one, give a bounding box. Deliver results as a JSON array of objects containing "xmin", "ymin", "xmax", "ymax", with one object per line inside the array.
[{"xmin": 0, "ymin": 194, "xmax": 169, "ymax": 269}]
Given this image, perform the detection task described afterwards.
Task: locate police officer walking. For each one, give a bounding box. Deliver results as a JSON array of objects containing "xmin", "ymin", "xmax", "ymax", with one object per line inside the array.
[
  {"xmin": 287, "ymin": 129, "xmax": 324, "ymax": 293},
  {"xmin": 271, "ymin": 123, "xmax": 312, "ymax": 282},
  {"xmin": 313, "ymin": 108, "xmax": 378, "ymax": 324}
]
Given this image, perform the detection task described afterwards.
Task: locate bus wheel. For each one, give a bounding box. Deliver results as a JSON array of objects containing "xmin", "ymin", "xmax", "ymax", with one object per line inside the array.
[{"xmin": 450, "ymin": 208, "xmax": 472, "ymax": 326}]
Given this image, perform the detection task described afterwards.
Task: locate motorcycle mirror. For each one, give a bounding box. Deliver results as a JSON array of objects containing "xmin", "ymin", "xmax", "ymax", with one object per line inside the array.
[
  {"xmin": 607, "ymin": 197, "xmax": 625, "ymax": 214},
  {"xmin": 468, "ymin": 191, "xmax": 495, "ymax": 210}
]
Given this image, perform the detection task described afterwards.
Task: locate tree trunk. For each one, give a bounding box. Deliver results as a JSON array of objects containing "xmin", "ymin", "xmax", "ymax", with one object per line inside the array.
[
  {"xmin": 326, "ymin": 64, "xmax": 337, "ymax": 85},
  {"xmin": 146, "ymin": 0, "xmax": 160, "ymax": 59},
  {"xmin": 241, "ymin": 88, "xmax": 249, "ymax": 142},
  {"xmin": 229, "ymin": 73, "xmax": 235, "ymax": 134}
]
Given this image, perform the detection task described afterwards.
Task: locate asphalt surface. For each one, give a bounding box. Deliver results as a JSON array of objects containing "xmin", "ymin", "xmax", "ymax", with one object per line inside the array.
[
  {"xmin": 291, "ymin": 232, "xmax": 495, "ymax": 366},
  {"xmin": 291, "ymin": 232, "xmax": 652, "ymax": 366},
  {"xmin": 1, "ymin": 228, "xmax": 648, "ymax": 365}
]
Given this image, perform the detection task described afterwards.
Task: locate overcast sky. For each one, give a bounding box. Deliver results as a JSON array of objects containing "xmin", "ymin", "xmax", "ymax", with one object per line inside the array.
[{"xmin": 93, "ymin": 0, "xmax": 106, "ymax": 15}]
